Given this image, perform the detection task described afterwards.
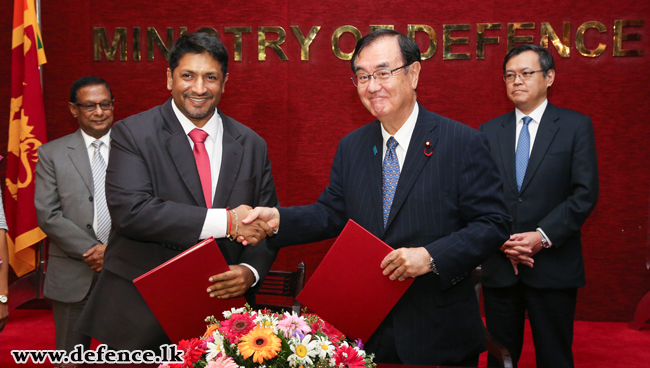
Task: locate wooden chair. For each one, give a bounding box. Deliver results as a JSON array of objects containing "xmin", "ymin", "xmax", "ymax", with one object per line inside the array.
[
  {"xmin": 252, "ymin": 262, "xmax": 305, "ymax": 315},
  {"xmin": 472, "ymin": 266, "xmax": 514, "ymax": 368}
]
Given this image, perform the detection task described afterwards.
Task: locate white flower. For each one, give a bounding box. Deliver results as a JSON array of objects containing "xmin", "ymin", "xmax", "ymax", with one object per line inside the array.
[
  {"xmin": 222, "ymin": 307, "xmax": 246, "ymax": 319},
  {"xmin": 205, "ymin": 331, "xmax": 225, "ymax": 361},
  {"xmin": 287, "ymin": 334, "xmax": 320, "ymax": 366},
  {"xmin": 314, "ymin": 335, "xmax": 335, "ymax": 359},
  {"xmin": 253, "ymin": 313, "xmax": 279, "ymax": 331}
]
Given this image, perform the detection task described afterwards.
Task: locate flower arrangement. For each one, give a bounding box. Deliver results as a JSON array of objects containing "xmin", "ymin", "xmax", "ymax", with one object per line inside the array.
[{"xmin": 159, "ymin": 304, "xmax": 375, "ymax": 368}]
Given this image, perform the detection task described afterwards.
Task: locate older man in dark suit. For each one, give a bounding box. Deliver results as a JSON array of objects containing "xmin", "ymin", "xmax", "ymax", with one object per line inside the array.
[
  {"xmin": 479, "ymin": 44, "xmax": 599, "ymax": 368},
  {"xmin": 76, "ymin": 32, "xmax": 278, "ymax": 350},
  {"xmin": 244, "ymin": 29, "xmax": 511, "ymax": 367}
]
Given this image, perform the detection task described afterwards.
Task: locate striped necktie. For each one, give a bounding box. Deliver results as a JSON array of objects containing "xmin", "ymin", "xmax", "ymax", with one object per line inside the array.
[{"xmin": 91, "ymin": 140, "xmax": 111, "ymax": 243}]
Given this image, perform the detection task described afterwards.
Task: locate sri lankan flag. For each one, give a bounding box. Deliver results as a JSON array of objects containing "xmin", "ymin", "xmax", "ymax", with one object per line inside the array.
[{"xmin": 6, "ymin": 0, "xmax": 48, "ymax": 276}]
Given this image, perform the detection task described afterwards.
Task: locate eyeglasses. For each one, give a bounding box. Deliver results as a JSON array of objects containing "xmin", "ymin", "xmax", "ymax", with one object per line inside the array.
[
  {"xmin": 503, "ymin": 70, "xmax": 544, "ymax": 83},
  {"xmin": 351, "ymin": 63, "xmax": 413, "ymax": 87},
  {"xmin": 75, "ymin": 101, "xmax": 114, "ymax": 112}
]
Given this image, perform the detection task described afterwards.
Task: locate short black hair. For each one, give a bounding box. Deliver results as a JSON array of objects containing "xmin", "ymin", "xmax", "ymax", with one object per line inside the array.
[
  {"xmin": 69, "ymin": 76, "xmax": 113, "ymax": 103},
  {"xmin": 351, "ymin": 29, "xmax": 421, "ymax": 73},
  {"xmin": 168, "ymin": 32, "xmax": 229, "ymax": 76},
  {"xmin": 503, "ymin": 44, "xmax": 555, "ymax": 77}
]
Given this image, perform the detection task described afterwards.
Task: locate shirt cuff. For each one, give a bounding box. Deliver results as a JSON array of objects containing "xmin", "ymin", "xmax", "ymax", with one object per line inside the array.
[
  {"xmin": 240, "ymin": 263, "xmax": 259, "ymax": 287},
  {"xmin": 200, "ymin": 208, "xmax": 228, "ymax": 240},
  {"xmin": 536, "ymin": 227, "xmax": 553, "ymax": 247}
]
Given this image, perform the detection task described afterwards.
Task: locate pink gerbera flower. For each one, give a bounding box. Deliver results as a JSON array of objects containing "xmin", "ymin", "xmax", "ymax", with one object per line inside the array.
[
  {"xmin": 206, "ymin": 355, "xmax": 239, "ymax": 368},
  {"xmin": 276, "ymin": 312, "xmax": 311, "ymax": 338},
  {"xmin": 219, "ymin": 313, "xmax": 256, "ymax": 343},
  {"xmin": 334, "ymin": 344, "xmax": 366, "ymax": 368}
]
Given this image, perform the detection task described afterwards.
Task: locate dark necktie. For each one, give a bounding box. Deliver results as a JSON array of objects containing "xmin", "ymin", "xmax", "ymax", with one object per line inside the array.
[
  {"xmin": 382, "ymin": 137, "xmax": 400, "ymax": 227},
  {"xmin": 516, "ymin": 116, "xmax": 533, "ymax": 191},
  {"xmin": 90, "ymin": 140, "xmax": 111, "ymax": 243},
  {"xmin": 189, "ymin": 129, "xmax": 212, "ymax": 208}
]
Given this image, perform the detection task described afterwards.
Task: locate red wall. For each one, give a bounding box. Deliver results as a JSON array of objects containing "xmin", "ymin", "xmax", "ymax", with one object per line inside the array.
[{"xmin": 1, "ymin": 0, "xmax": 649, "ymax": 322}]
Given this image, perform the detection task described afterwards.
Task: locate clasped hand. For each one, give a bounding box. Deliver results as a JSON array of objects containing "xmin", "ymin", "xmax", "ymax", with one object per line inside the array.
[
  {"xmin": 229, "ymin": 205, "xmax": 276, "ymax": 246},
  {"xmin": 501, "ymin": 231, "xmax": 543, "ymax": 275}
]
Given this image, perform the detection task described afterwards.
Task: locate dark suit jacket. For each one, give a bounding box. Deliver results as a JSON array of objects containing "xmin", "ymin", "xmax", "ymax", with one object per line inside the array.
[
  {"xmin": 269, "ymin": 104, "xmax": 511, "ymax": 365},
  {"xmin": 79, "ymin": 99, "xmax": 278, "ymax": 347},
  {"xmin": 35, "ymin": 129, "xmax": 100, "ymax": 303},
  {"xmin": 479, "ymin": 103, "xmax": 598, "ymax": 289}
]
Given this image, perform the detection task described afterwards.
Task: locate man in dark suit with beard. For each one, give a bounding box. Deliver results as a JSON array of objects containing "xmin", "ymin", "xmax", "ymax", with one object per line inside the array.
[{"xmin": 77, "ymin": 32, "xmax": 278, "ymax": 350}]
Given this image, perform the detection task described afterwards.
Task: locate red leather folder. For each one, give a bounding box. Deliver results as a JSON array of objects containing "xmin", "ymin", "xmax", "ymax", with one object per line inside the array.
[
  {"xmin": 297, "ymin": 220, "xmax": 414, "ymax": 342},
  {"xmin": 134, "ymin": 237, "xmax": 246, "ymax": 343}
]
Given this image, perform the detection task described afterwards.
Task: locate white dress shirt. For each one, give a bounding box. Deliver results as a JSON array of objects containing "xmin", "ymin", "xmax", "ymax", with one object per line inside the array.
[
  {"xmin": 171, "ymin": 102, "xmax": 259, "ymax": 284},
  {"xmin": 380, "ymin": 103, "xmax": 419, "ymax": 168},
  {"xmin": 80, "ymin": 129, "xmax": 111, "ymax": 240}
]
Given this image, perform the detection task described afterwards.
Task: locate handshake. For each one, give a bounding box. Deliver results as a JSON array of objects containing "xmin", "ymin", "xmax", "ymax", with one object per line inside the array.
[{"xmin": 227, "ymin": 205, "xmax": 280, "ymax": 246}]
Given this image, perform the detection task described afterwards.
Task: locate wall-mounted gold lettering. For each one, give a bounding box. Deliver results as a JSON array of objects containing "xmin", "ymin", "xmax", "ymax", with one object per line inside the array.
[
  {"xmin": 614, "ymin": 19, "xmax": 643, "ymax": 56},
  {"xmin": 508, "ymin": 23, "xmax": 535, "ymax": 51},
  {"xmin": 408, "ymin": 25, "xmax": 437, "ymax": 60},
  {"xmin": 332, "ymin": 25, "xmax": 362, "ymax": 61},
  {"xmin": 291, "ymin": 26, "xmax": 321, "ymax": 61},
  {"xmin": 443, "ymin": 24, "xmax": 470, "ymax": 60},
  {"xmin": 476, "ymin": 23, "xmax": 501, "ymax": 60},
  {"xmin": 147, "ymin": 27, "xmax": 172, "ymax": 61},
  {"xmin": 576, "ymin": 21, "xmax": 607, "ymax": 58},
  {"xmin": 225, "ymin": 27, "xmax": 252, "ymax": 61},
  {"xmin": 94, "ymin": 27, "xmax": 127, "ymax": 61},
  {"xmin": 541, "ymin": 22, "xmax": 570, "ymax": 58},
  {"xmin": 133, "ymin": 27, "xmax": 141, "ymax": 61},
  {"xmin": 258, "ymin": 27, "xmax": 288, "ymax": 61}
]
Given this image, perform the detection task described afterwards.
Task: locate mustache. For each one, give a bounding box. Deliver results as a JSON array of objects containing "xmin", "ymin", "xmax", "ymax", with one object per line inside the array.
[{"xmin": 183, "ymin": 92, "xmax": 214, "ymax": 99}]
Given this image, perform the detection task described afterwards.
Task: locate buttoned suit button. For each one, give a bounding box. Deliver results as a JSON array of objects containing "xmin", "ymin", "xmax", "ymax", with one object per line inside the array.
[
  {"xmin": 86, "ymin": 224, "xmax": 92, "ymax": 229},
  {"xmin": 89, "ymin": 196, "xmax": 93, "ymax": 202},
  {"xmin": 518, "ymin": 198, "xmax": 523, "ymax": 203}
]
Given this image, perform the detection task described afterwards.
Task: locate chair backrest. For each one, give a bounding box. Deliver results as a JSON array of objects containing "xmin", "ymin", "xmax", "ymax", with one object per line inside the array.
[
  {"xmin": 253, "ymin": 262, "xmax": 305, "ymax": 315},
  {"xmin": 472, "ymin": 266, "xmax": 514, "ymax": 368}
]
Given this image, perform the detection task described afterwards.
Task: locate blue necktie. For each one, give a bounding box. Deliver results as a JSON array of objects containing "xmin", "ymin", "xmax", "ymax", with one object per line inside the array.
[
  {"xmin": 382, "ymin": 137, "xmax": 400, "ymax": 227},
  {"xmin": 516, "ymin": 116, "xmax": 532, "ymax": 192},
  {"xmin": 91, "ymin": 140, "xmax": 111, "ymax": 243}
]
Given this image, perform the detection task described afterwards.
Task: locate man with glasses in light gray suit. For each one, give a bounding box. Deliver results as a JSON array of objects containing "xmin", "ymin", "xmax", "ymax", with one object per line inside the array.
[{"xmin": 35, "ymin": 76, "xmax": 114, "ymax": 354}]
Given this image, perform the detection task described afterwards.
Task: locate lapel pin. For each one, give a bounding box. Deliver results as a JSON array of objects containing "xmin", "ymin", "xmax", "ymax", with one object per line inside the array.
[
  {"xmin": 424, "ymin": 141, "xmax": 433, "ymax": 157},
  {"xmin": 373, "ymin": 146, "xmax": 377, "ymax": 155}
]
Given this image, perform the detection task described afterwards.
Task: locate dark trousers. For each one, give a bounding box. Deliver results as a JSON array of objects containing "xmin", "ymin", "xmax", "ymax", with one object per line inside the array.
[
  {"xmin": 483, "ymin": 281, "xmax": 577, "ymax": 368},
  {"xmin": 366, "ymin": 313, "xmax": 480, "ymax": 367},
  {"xmin": 52, "ymin": 273, "xmax": 97, "ymax": 352}
]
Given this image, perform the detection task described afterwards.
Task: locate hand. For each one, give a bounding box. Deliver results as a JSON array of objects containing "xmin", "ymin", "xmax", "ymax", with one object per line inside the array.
[
  {"xmin": 500, "ymin": 232, "xmax": 542, "ymax": 271},
  {"xmin": 381, "ymin": 247, "xmax": 431, "ymax": 281},
  {"xmin": 230, "ymin": 205, "xmax": 273, "ymax": 246},
  {"xmin": 240, "ymin": 207, "xmax": 280, "ymax": 246},
  {"xmin": 206, "ymin": 265, "xmax": 254, "ymax": 299},
  {"xmin": 83, "ymin": 243, "xmax": 107, "ymax": 272},
  {"xmin": 0, "ymin": 303, "xmax": 7, "ymax": 332}
]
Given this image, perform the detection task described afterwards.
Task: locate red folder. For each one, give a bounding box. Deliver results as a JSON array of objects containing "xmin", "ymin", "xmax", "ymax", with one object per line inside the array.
[
  {"xmin": 297, "ymin": 220, "xmax": 414, "ymax": 342},
  {"xmin": 134, "ymin": 237, "xmax": 246, "ymax": 343}
]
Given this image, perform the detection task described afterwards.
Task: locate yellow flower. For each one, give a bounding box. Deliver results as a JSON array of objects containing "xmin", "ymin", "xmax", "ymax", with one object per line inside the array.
[{"xmin": 238, "ymin": 325, "xmax": 282, "ymax": 363}]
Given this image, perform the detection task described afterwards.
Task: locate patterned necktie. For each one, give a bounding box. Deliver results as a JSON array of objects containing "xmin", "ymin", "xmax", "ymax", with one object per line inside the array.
[
  {"xmin": 515, "ymin": 116, "xmax": 533, "ymax": 192},
  {"xmin": 188, "ymin": 129, "xmax": 212, "ymax": 208},
  {"xmin": 91, "ymin": 140, "xmax": 111, "ymax": 243},
  {"xmin": 382, "ymin": 137, "xmax": 400, "ymax": 227}
]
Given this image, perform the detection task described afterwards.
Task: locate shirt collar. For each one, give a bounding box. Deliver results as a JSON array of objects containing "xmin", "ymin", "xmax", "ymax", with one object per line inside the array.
[
  {"xmin": 515, "ymin": 99, "xmax": 548, "ymax": 125},
  {"xmin": 80, "ymin": 128, "xmax": 111, "ymax": 149},
  {"xmin": 171, "ymin": 99, "xmax": 220, "ymax": 140},
  {"xmin": 380, "ymin": 102, "xmax": 419, "ymax": 150}
]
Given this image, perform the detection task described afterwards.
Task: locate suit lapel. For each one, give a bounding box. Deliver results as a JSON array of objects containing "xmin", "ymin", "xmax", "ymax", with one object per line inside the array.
[
  {"xmin": 497, "ymin": 111, "xmax": 519, "ymax": 195},
  {"xmin": 520, "ymin": 103, "xmax": 560, "ymax": 193},
  {"xmin": 162, "ymin": 100, "xmax": 206, "ymax": 207},
  {"xmin": 67, "ymin": 129, "xmax": 93, "ymax": 194},
  {"xmin": 213, "ymin": 111, "xmax": 244, "ymax": 208},
  {"xmin": 366, "ymin": 122, "xmax": 385, "ymax": 233},
  {"xmin": 385, "ymin": 105, "xmax": 438, "ymax": 230}
]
